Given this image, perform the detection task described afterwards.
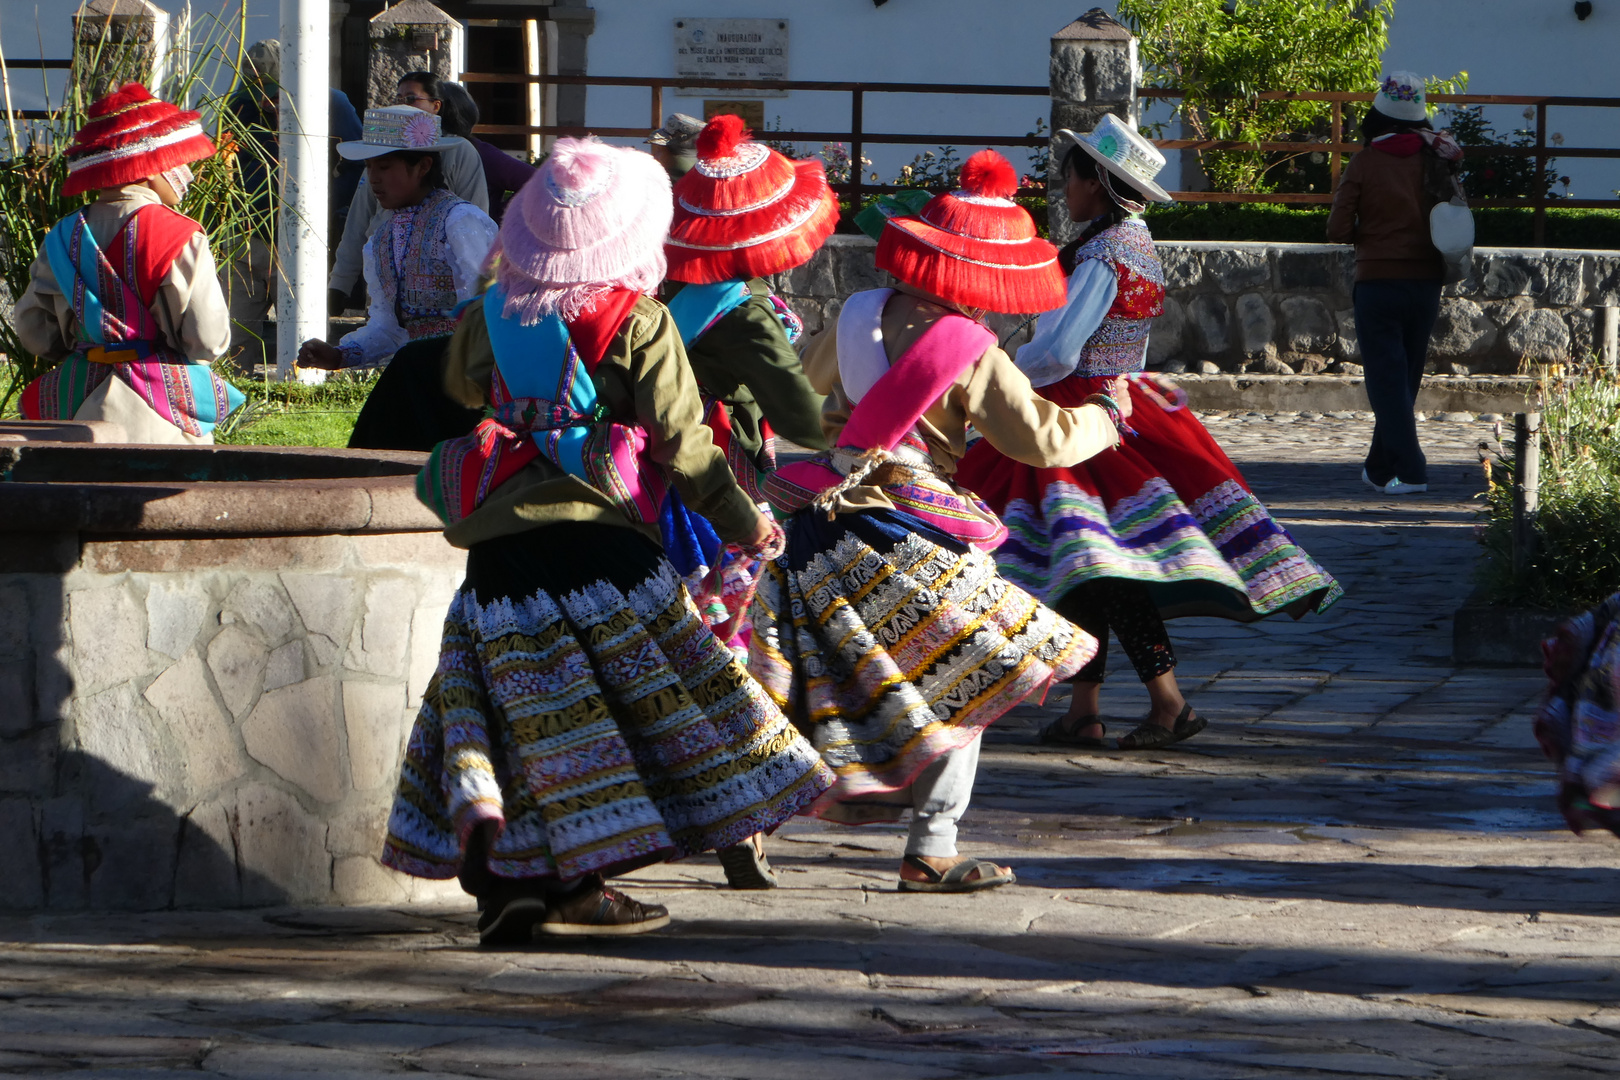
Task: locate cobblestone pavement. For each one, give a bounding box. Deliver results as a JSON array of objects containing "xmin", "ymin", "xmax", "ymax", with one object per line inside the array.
[{"xmin": 5, "ymin": 416, "xmax": 1617, "ymax": 1079}]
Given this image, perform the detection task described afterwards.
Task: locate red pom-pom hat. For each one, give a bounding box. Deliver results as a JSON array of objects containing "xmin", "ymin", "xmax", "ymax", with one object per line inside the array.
[
  {"xmin": 62, "ymin": 83, "xmax": 216, "ymax": 197},
  {"xmin": 664, "ymin": 114, "xmax": 838, "ymax": 283},
  {"xmin": 876, "ymin": 149, "xmax": 1065, "ymax": 314}
]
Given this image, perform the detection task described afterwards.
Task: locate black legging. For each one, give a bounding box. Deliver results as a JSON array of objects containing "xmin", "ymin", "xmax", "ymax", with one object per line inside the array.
[{"xmin": 1055, "ymin": 578, "xmax": 1176, "ymax": 685}]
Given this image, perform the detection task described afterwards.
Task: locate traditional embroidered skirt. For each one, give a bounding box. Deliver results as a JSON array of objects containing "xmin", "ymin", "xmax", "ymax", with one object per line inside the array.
[
  {"xmin": 382, "ymin": 522, "xmax": 835, "ymax": 883},
  {"xmin": 348, "ymin": 336, "xmax": 484, "ymax": 453},
  {"xmin": 748, "ymin": 507, "xmax": 1096, "ymax": 819},
  {"xmin": 956, "ymin": 375, "xmax": 1343, "ymax": 621},
  {"xmin": 1535, "ymin": 593, "xmax": 1620, "ymax": 835}
]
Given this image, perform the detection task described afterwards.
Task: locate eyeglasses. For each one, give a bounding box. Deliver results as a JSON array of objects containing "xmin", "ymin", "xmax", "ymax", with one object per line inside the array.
[{"xmin": 397, "ymin": 93, "xmax": 435, "ymax": 106}]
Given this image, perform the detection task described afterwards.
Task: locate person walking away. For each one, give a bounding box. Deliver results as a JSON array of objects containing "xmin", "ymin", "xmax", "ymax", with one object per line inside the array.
[
  {"xmin": 389, "ymin": 137, "xmax": 835, "ymax": 943},
  {"xmin": 957, "ymin": 117, "xmax": 1343, "ymax": 751},
  {"xmin": 430, "ymin": 79, "xmax": 535, "ymax": 222},
  {"xmin": 1327, "ymin": 71, "xmax": 1465, "ymax": 496},
  {"xmin": 750, "ymin": 150, "xmax": 1126, "ymax": 893},
  {"xmin": 328, "ymin": 74, "xmax": 489, "ymax": 317},
  {"xmin": 295, "ymin": 107, "xmax": 496, "ymax": 451},
  {"xmin": 658, "ymin": 113, "xmax": 838, "ymax": 889},
  {"xmin": 14, "ymin": 83, "xmax": 243, "ymax": 443}
]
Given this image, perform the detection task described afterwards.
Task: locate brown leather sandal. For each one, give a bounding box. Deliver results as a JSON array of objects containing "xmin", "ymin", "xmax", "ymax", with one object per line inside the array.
[{"xmin": 1114, "ymin": 703, "xmax": 1206, "ymax": 751}]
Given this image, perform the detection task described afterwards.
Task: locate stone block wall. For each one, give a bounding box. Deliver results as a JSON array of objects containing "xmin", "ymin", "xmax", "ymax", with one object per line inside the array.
[
  {"xmin": 770, "ymin": 236, "xmax": 1613, "ymax": 375},
  {"xmin": 1152, "ymin": 243, "xmax": 1619, "ymax": 376},
  {"xmin": 0, "ymin": 531, "xmax": 467, "ymax": 911}
]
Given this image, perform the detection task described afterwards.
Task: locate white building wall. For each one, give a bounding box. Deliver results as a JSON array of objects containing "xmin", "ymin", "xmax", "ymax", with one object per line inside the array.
[
  {"xmin": 1388, "ymin": 0, "xmax": 1619, "ymax": 199},
  {"xmin": 5, "ymin": 0, "xmax": 1615, "ymax": 199}
]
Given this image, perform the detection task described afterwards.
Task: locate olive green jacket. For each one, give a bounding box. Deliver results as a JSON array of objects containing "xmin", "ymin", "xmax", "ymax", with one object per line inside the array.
[
  {"xmin": 439, "ymin": 292, "xmax": 762, "ymax": 549},
  {"xmin": 669, "ymin": 278, "xmax": 829, "ymax": 462}
]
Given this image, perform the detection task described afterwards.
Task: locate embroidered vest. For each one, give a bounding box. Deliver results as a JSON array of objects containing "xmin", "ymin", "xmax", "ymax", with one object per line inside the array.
[
  {"xmin": 376, "ymin": 187, "xmax": 466, "ymax": 342},
  {"xmin": 1073, "ymin": 219, "xmax": 1165, "ymax": 377},
  {"xmin": 416, "ymin": 285, "xmax": 667, "ymax": 528},
  {"xmin": 20, "ymin": 205, "xmax": 242, "ymax": 436}
]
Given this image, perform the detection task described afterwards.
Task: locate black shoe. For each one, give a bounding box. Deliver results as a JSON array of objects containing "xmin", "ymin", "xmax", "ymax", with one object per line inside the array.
[{"xmin": 477, "ymin": 892, "xmax": 548, "ymax": 947}]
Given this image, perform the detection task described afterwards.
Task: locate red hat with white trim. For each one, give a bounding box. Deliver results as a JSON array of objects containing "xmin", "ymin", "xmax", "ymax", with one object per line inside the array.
[
  {"xmin": 62, "ymin": 83, "xmax": 216, "ymax": 197},
  {"xmin": 664, "ymin": 114, "xmax": 839, "ymax": 284},
  {"xmin": 876, "ymin": 149, "xmax": 1065, "ymax": 314}
]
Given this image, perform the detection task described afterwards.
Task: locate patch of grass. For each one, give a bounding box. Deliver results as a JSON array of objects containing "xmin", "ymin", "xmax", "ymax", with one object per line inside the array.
[
  {"xmin": 1479, "ymin": 362, "xmax": 1620, "ymax": 613},
  {"xmin": 1143, "ymin": 203, "xmax": 1620, "ymax": 249},
  {"xmin": 214, "ymin": 370, "xmax": 377, "ymax": 447}
]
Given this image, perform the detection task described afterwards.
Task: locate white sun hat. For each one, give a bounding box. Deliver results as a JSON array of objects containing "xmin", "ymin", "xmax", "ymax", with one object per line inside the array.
[
  {"xmin": 1371, "ymin": 71, "xmax": 1430, "ymax": 123},
  {"xmin": 337, "ymin": 105, "xmax": 460, "ymax": 160},
  {"xmin": 1057, "ymin": 113, "xmax": 1174, "ymax": 208}
]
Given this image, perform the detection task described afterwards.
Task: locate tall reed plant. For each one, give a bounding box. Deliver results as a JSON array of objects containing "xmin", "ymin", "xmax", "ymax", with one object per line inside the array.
[
  {"xmin": 1479, "ymin": 361, "xmax": 1620, "ymax": 612},
  {"xmin": 0, "ymin": 2, "xmax": 277, "ymax": 413}
]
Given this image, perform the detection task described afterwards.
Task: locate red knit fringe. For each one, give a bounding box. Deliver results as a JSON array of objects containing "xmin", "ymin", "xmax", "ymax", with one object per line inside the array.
[{"xmin": 876, "ymin": 228, "xmax": 1067, "ymax": 315}]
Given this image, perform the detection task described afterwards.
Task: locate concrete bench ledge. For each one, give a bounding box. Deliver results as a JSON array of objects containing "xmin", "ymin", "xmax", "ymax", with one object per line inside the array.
[
  {"xmin": 0, "ymin": 443, "xmax": 442, "ymax": 535},
  {"xmin": 1175, "ymin": 374, "xmax": 1538, "ymax": 415}
]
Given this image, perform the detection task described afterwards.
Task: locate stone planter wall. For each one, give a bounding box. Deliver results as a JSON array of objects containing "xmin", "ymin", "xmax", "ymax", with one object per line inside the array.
[
  {"xmin": 772, "ymin": 236, "xmax": 1616, "ymax": 377},
  {"xmin": 0, "ymin": 443, "xmax": 466, "ymax": 911}
]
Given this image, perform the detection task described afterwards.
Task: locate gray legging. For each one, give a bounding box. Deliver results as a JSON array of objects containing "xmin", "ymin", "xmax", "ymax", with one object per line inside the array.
[
  {"xmin": 906, "ymin": 736, "xmax": 982, "ymax": 858},
  {"xmin": 1353, "ymin": 278, "xmax": 1443, "ymax": 486}
]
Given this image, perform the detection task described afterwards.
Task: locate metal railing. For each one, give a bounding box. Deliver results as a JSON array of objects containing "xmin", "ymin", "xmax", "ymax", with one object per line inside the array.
[
  {"xmin": 1141, "ymin": 88, "xmax": 1620, "ymax": 244},
  {"xmin": 458, "ymin": 73, "xmax": 1049, "ymax": 207}
]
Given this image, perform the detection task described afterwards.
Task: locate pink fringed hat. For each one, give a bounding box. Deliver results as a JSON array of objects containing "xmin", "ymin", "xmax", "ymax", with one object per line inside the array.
[{"xmin": 490, "ymin": 137, "xmax": 673, "ymax": 324}]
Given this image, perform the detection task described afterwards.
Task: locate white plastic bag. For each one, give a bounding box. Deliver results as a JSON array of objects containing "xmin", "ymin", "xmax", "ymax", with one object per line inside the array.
[{"xmin": 1431, "ymin": 197, "xmax": 1474, "ymax": 285}]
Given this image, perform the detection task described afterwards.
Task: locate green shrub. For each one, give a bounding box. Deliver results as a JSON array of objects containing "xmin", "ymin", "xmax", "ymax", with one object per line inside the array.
[
  {"xmin": 1478, "ymin": 364, "xmax": 1620, "ymax": 612},
  {"xmin": 1142, "ymin": 203, "xmax": 1620, "ymax": 249}
]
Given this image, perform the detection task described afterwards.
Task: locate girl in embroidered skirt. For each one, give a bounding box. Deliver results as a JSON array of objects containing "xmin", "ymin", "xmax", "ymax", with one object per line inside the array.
[
  {"xmin": 14, "ymin": 84, "xmax": 243, "ymax": 444},
  {"xmin": 653, "ymin": 115, "xmax": 841, "ymax": 888},
  {"xmin": 749, "ymin": 151, "xmax": 1126, "ymax": 893},
  {"xmin": 654, "ymin": 116, "xmax": 834, "ymax": 645},
  {"xmin": 298, "ymin": 106, "xmax": 497, "ymax": 452},
  {"xmin": 385, "ymin": 138, "xmax": 835, "ymax": 943},
  {"xmin": 956, "ymin": 117, "xmax": 1343, "ymax": 753}
]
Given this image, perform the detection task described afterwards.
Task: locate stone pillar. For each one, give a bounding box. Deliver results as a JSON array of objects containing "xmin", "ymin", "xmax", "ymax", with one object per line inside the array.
[
  {"xmin": 548, "ymin": 0, "xmax": 596, "ymax": 132},
  {"xmin": 1047, "ymin": 8, "xmax": 1140, "ymax": 245},
  {"xmin": 72, "ymin": 0, "xmax": 171, "ymax": 101},
  {"xmin": 367, "ymin": 0, "xmax": 465, "ymax": 114}
]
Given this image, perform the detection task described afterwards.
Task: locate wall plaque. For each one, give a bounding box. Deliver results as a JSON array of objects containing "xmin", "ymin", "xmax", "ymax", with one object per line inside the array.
[{"xmin": 674, "ymin": 18, "xmax": 789, "ymax": 97}]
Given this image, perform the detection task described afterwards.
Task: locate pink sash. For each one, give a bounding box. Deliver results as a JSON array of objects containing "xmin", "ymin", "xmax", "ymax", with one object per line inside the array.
[{"xmin": 766, "ymin": 295, "xmax": 1006, "ymax": 547}]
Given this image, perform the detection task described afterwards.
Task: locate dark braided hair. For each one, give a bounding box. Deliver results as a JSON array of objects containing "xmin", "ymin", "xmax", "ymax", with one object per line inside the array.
[{"xmin": 1058, "ymin": 146, "xmax": 1151, "ymax": 271}]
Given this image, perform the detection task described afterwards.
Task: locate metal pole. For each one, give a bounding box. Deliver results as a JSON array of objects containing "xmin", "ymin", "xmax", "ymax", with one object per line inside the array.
[
  {"xmin": 277, "ymin": 0, "xmax": 328, "ymax": 384},
  {"xmin": 1512, "ymin": 412, "xmax": 1542, "ymax": 576}
]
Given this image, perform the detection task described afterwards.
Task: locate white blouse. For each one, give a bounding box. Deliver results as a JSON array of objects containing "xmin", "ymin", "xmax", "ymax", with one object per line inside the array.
[{"xmin": 338, "ymin": 199, "xmax": 497, "ymax": 368}]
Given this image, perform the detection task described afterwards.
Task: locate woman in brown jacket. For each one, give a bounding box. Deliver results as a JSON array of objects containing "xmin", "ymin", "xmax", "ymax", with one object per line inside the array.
[{"xmin": 1327, "ymin": 72, "xmax": 1463, "ymax": 495}]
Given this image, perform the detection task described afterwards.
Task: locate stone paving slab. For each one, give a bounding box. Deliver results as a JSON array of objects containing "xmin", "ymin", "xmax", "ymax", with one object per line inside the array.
[{"xmin": 3, "ymin": 416, "xmax": 1617, "ymax": 1078}]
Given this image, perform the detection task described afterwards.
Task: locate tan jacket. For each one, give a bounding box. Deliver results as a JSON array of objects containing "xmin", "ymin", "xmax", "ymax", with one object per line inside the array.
[
  {"xmin": 440, "ymin": 292, "xmax": 763, "ymax": 549},
  {"xmin": 1326, "ymin": 147, "xmax": 1445, "ymax": 281},
  {"xmin": 14, "ymin": 185, "xmax": 232, "ymax": 363},
  {"xmin": 801, "ymin": 290, "xmax": 1118, "ymax": 515}
]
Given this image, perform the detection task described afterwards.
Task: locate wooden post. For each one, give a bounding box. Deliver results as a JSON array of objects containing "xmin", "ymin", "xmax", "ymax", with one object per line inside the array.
[
  {"xmin": 1329, "ymin": 99, "xmax": 1342, "ymax": 192},
  {"xmin": 651, "ymin": 81, "xmax": 663, "ymax": 134},
  {"xmin": 849, "ymin": 86, "xmax": 864, "ymax": 211},
  {"xmin": 1601, "ymin": 305, "xmax": 1619, "ymax": 372},
  {"xmin": 1512, "ymin": 412, "xmax": 1542, "ymax": 576},
  {"xmin": 1533, "ymin": 103, "xmax": 1548, "ymax": 247}
]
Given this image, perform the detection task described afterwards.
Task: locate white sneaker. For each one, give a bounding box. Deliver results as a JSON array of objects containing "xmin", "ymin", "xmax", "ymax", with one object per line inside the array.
[
  {"xmin": 1381, "ymin": 477, "xmax": 1428, "ymax": 494},
  {"xmin": 1360, "ymin": 467, "xmax": 1381, "ymax": 490}
]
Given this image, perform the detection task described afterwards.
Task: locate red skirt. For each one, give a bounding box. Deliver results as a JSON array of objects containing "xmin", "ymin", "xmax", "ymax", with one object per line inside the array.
[{"xmin": 956, "ymin": 374, "xmax": 1342, "ymax": 621}]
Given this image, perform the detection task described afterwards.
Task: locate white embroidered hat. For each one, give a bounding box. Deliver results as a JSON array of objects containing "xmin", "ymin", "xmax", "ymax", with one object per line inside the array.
[
  {"xmin": 337, "ymin": 106, "xmax": 460, "ymax": 160},
  {"xmin": 1058, "ymin": 113, "xmax": 1173, "ymax": 206},
  {"xmin": 1371, "ymin": 71, "xmax": 1430, "ymax": 122}
]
